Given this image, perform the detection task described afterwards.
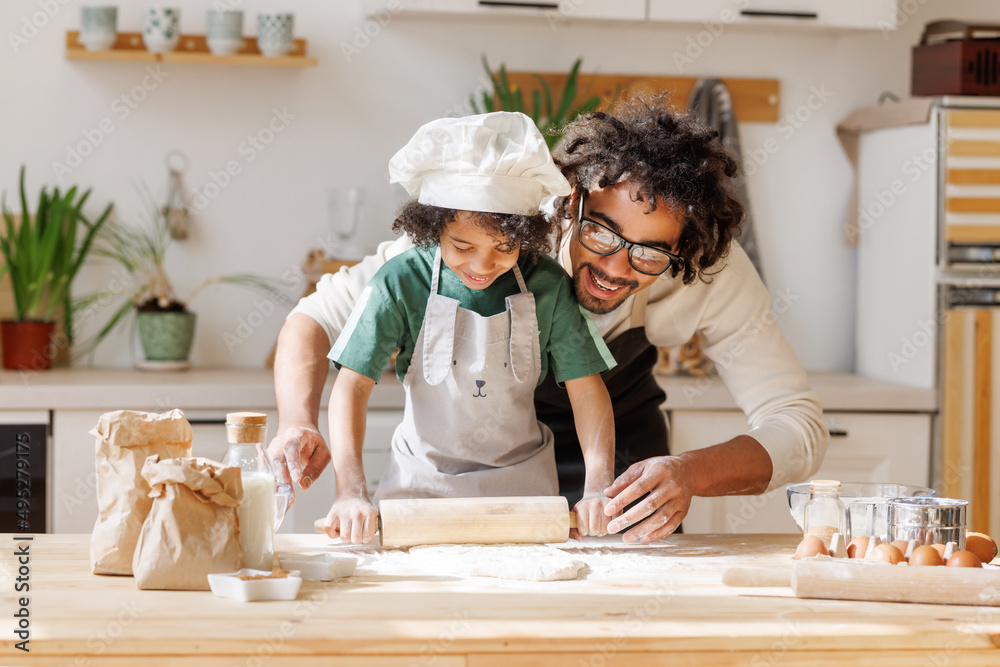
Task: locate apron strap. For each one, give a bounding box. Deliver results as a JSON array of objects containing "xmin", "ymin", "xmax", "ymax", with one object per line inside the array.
[
  {"xmin": 423, "ymin": 248, "xmax": 459, "ymax": 385},
  {"xmin": 507, "ymin": 264, "xmax": 539, "ymax": 384}
]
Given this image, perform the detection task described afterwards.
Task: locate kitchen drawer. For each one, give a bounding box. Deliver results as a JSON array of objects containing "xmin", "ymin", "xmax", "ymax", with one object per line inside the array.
[{"xmin": 668, "ymin": 410, "xmax": 932, "ymax": 534}]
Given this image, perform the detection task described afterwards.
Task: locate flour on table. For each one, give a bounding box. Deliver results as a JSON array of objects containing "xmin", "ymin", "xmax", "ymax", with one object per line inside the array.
[{"xmin": 407, "ymin": 544, "xmax": 586, "ymax": 581}]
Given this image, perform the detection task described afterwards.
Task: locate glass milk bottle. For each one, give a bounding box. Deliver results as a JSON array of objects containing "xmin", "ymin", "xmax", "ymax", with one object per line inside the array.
[
  {"xmin": 803, "ymin": 479, "xmax": 850, "ymax": 548},
  {"xmin": 222, "ymin": 412, "xmax": 276, "ymax": 571}
]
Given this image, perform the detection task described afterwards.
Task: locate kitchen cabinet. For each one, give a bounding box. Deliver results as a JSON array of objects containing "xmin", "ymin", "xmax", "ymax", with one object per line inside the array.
[
  {"xmin": 365, "ymin": 0, "xmax": 647, "ymax": 22},
  {"xmin": 668, "ymin": 409, "xmax": 932, "ymax": 534},
  {"xmin": 648, "ymin": 0, "xmax": 897, "ymax": 31},
  {"xmin": 50, "ymin": 407, "xmax": 401, "ymax": 535}
]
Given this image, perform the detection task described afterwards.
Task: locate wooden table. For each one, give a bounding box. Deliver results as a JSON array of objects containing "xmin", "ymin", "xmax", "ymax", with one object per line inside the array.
[{"xmin": 4, "ymin": 533, "xmax": 1000, "ymax": 666}]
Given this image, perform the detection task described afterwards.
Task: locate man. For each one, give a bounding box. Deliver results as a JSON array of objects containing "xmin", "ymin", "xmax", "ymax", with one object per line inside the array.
[{"xmin": 268, "ymin": 96, "xmax": 829, "ymax": 544}]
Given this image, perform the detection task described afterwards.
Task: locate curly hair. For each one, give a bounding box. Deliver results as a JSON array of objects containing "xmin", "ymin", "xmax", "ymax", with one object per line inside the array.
[
  {"xmin": 552, "ymin": 93, "xmax": 745, "ymax": 284},
  {"xmin": 392, "ymin": 201, "xmax": 552, "ymax": 258}
]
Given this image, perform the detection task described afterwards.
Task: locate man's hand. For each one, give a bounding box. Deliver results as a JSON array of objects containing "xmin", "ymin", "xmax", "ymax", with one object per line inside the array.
[
  {"xmin": 267, "ymin": 425, "xmax": 331, "ymax": 507},
  {"xmin": 603, "ymin": 456, "xmax": 693, "ymax": 544},
  {"xmin": 323, "ymin": 494, "xmax": 378, "ymax": 544},
  {"xmin": 571, "ymin": 492, "xmax": 616, "ymax": 539}
]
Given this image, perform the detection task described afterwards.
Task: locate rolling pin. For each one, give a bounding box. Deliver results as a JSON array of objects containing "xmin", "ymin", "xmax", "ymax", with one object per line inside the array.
[
  {"xmin": 792, "ymin": 559, "xmax": 1000, "ymax": 606},
  {"xmin": 313, "ymin": 496, "xmax": 577, "ymax": 547}
]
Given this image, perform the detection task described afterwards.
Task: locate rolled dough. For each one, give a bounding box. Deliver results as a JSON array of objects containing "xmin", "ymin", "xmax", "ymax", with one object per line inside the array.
[{"xmin": 407, "ymin": 544, "xmax": 586, "ymax": 581}]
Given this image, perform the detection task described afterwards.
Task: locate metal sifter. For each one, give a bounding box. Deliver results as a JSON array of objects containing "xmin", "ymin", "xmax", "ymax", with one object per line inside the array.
[{"xmin": 887, "ymin": 497, "xmax": 968, "ymax": 550}]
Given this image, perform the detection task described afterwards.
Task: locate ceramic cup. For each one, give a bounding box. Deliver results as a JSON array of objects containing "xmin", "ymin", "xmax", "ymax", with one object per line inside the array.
[
  {"xmin": 207, "ymin": 9, "xmax": 244, "ymax": 56},
  {"xmin": 142, "ymin": 7, "xmax": 180, "ymax": 54},
  {"xmin": 79, "ymin": 6, "xmax": 117, "ymax": 51},
  {"xmin": 256, "ymin": 12, "xmax": 294, "ymax": 57}
]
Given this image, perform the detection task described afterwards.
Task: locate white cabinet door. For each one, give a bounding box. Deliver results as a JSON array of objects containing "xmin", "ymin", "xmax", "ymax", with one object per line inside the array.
[
  {"xmin": 668, "ymin": 410, "xmax": 931, "ymax": 534},
  {"xmin": 365, "ymin": 0, "xmax": 646, "ymax": 22},
  {"xmin": 51, "ymin": 408, "xmax": 402, "ymax": 534},
  {"xmin": 648, "ymin": 0, "xmax": 896, "ymax": 31}
]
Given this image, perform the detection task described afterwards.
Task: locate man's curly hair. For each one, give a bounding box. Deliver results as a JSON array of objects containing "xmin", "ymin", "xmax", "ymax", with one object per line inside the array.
[
  {"xmin": 552, "ymin": 93, "xmax": 745, "ymax": 284},
  {"xmin": 392, "ymin": 201, "xmax": 552, "ymax": 258}
]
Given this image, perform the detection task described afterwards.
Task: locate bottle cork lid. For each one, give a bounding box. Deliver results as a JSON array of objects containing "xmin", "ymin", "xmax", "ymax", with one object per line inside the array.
[
  {"xmin": 226, "ymin": 412, "xmax": 267, "ymax": 443},
  {"xmin": 810, "ymin": 479, "xmax": 841, "ymax": 490},
  {"xmin": 226, "ymin": 412, "xmax": 268, "ymax": 425}
]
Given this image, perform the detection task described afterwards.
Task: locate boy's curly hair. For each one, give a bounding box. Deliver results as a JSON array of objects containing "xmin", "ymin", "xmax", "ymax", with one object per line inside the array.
[
  {"xmin": 392, "ymin": 201, "xmax": 552, "ymax": 258},
  {"xmin": 552, "ymin": 93, "xmax": 745, "ymax": 284}
]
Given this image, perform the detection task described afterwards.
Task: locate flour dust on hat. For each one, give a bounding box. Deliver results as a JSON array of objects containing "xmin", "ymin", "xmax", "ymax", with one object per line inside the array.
[{"xmin": 388, "ymin": 111, "xmax": 571, "ymax": 215}]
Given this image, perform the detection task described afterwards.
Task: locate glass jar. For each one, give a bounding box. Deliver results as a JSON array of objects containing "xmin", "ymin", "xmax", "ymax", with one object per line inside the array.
[
  {"xmin": 803, "ymin": 479, "xmax": 850, "ymax": 547},
  {"xmin": 221, "ymin": 412, "xmax": 275, "ymax": 571}
]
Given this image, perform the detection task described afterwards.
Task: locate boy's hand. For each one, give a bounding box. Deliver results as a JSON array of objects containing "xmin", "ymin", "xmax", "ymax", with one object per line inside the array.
[
  {"xmin": 570, "ymin": 493, "xmax": 616, "ymax": 539},
  {"xmin": 323, "ymin": 495, "xmax": 378, "ymax": 544}
]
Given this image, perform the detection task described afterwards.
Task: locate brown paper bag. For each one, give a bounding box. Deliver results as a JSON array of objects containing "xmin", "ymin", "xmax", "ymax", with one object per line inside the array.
[
  {"xmin": 132, "ymin": 455, "xmax": 244, "ymax": 591},
  {"xmin": 90, "ymin": 409, "xmax": 194, "ymax": 575}
]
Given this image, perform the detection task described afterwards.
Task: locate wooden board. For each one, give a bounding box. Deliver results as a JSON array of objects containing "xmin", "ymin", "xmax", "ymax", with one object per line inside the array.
[
  {"xmin": 8, "ymin": 534, "xmax": 1000, "ymax": 665},
  {"xmin": 502, "ymin": 72, "xmax": 780, "ymax": 123},
  {"xmin": 66, "ymin": 31, "xmax": 317, "ymax": 67}
]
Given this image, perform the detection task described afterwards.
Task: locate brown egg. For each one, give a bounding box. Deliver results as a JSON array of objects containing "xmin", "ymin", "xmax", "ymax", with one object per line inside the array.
[
  {"xmin": 890, "ymin": 540, "xmax": 910, "ymax": 557},
  {"xmin": 870, "ymin": 543, "xmax": 905, "ymax": 564},
  {"xmin": 909, "ymin": 545, "xmax": 944, "ymax": 566},
  {"xmin": 847, "ymin": 536, "xmax": 869, "ymax": 559},
  {"xmin": 946, "ymin": 550, "xmax": 984, "ymax": 568},
  {"xmin": 930, "ymin": 543, "xmax": 946, "ymax": 557},
  {"xmin": 965, "ymin": 533, "xmax": 998, "ymax": 564},
  {"xmin": 794, "ymin": 536, "xmax": 829, "ymax": 560}
]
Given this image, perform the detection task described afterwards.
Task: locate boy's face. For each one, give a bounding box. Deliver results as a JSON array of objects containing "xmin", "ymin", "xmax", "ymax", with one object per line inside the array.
[
  {"xmin": 568, "ymin": 182, "xmax": 684, "ymax": 315},
  {"xmin": 440, "ymin": 211, "xmax": 520, "ymax": 291}
]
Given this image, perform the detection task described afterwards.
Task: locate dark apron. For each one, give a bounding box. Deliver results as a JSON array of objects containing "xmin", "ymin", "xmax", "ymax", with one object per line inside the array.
[{"xmin": 534, "ymin": 289, "xmax": 669, "ymax": 507}]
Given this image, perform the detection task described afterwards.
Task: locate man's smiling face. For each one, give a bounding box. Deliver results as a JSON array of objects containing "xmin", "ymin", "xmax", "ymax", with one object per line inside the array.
[{"xmin": 568, "ymin": 182, "xmax": 684, "ymax": 315}]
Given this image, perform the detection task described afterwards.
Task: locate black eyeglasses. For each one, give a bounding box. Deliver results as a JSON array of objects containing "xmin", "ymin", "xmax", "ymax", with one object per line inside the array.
[{"xmin": 576, "ymin": 191, "xmax": 680, "ymax": 276}]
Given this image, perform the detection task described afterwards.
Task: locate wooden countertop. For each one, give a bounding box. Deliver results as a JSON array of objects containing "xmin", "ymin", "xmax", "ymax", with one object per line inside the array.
[
  {"xmin": 4, "ymin": 533, "xmax": 998, "ymax": 665},
  {"xmin": 0, "ymin": 367, "xmax": 936, "ymax": 412}
]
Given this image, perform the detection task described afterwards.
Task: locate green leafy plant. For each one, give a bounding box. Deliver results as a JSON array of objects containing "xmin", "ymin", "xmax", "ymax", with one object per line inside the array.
[
  {"xmin": 469, "ymin": 56, "xmax": 615, "ymax": 148},
  {"xmin": 0, "ymin": 166, "xmax": 112, "ymax": 340},
  {"xmin": 73, "ymin": 182, "xmax": 290, "ymax": 357}
]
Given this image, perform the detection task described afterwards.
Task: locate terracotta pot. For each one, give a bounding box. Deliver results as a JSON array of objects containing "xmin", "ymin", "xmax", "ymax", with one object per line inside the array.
[{"xmin": 1, "ymin": 320, "xmax": 57, "ymax": 371}]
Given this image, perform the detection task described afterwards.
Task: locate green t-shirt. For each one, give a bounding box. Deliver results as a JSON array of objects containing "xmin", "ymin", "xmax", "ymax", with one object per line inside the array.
[{"xmin": 329, "ymin": 245, "xmax": 615, "ymax": 385}]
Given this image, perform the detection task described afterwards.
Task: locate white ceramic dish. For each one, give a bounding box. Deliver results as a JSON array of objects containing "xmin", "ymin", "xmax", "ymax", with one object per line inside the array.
[
  {"xmin": 207, "ymin": 568, "xmax": 302, "ymax": 602},
  {"xmin": 276, "ymin": 552, "xmax": 357, "ymax": 581}
]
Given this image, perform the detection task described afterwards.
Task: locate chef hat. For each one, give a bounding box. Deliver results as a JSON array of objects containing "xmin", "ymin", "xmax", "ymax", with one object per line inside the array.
[{"xmin": 388, "ymin": 111, "xmax": 571, "ymax": 215}]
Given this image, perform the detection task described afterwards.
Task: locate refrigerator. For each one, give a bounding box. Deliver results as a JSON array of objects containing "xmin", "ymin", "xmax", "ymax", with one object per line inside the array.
[{"xmin": 855, "ymin": 96, "xmax": 1000, "ymax": 538}]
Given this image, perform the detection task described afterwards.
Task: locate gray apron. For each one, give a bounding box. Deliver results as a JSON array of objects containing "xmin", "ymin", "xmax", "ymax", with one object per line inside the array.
[{"xmin": 374, "ymin": 247, "xmax": 558, "ymax": 502}]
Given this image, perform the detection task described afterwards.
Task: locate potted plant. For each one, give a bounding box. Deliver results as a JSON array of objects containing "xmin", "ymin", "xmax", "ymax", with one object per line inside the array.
[
  {"xmin": 0, "ymin": 167, "xmax": 111, "ymax": 370},
  {"xmin": 76, "ymin": 184, "xmax": 287, "ymax": 368},
  {"xmin": 469, "ymin": 57, "xmax": 615, "ymax": 148}
]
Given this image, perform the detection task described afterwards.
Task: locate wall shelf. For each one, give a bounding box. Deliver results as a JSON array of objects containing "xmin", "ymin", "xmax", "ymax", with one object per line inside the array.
[
  {"xmin": 65, "ymin": 31, "xmax": 317, "ymax": 67},
  {"xmin": 503, "ymin": 71, "xmax": 780, "ymax": 123}
]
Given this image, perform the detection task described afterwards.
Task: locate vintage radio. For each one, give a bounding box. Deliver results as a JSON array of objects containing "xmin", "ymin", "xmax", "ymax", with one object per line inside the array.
[{"xmin": 912, "ymin": 20, "xmax": 1000, "ymax": 96}]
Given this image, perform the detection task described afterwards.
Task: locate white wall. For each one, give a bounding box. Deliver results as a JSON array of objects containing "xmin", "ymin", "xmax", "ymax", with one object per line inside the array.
[{"xmin": 0, "ymin": 0, "xmax": 991, "ymax": 370}]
